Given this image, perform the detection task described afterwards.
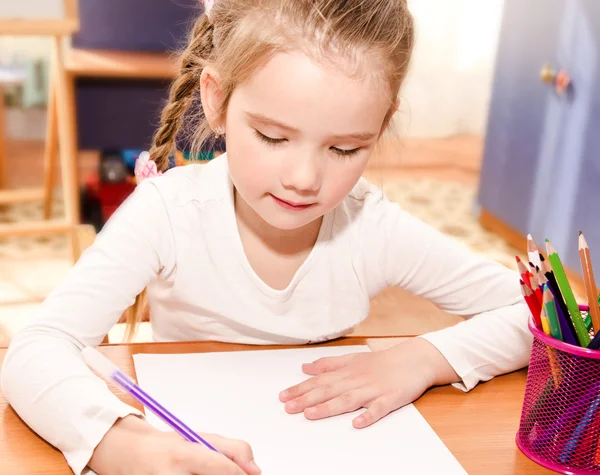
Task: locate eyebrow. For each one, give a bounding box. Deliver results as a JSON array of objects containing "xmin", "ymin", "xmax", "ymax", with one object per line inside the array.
[{"xmin": 245, "ymin": 112, "xmax": 377, "ymax": 141}]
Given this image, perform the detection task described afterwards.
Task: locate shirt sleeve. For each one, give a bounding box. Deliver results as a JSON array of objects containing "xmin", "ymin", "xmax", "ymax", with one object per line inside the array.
[
  {"xmin": 361, "ymin": 189, "xmax": 532, "ymax": 392},
  {"xmin": 0, "ymin": 179, "xmax": 176, "ymax": 475}
]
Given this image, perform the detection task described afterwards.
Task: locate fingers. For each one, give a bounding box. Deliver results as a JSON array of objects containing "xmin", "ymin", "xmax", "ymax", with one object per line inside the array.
[
  {"xmin": 211, "ymin": 435, "xmax": 261, "ymax": 474},
  {"xmin": 279, "ymin": 371, "xmax": 344, "ymax": 405},
  {"xmin": 194, "ymin": 434, "xmax": 261, "ymax": 475},
  {"xmin": 301, "ymin": 353, "xmax": 359, "ymax": 376},
  {"xmin": 304, "ymin": 388, "xmax": 374, "ymax": 420},
  {"xmin": 184, "ymin": 446, "xmax": 247, "ymax": 475},
  {"xmin": 284, "ymin": 377, "xmax": 364, "ymax": 415},
  {"xmin": 353, "ymin": 395, "xmax": 398, "ymax": 429}
]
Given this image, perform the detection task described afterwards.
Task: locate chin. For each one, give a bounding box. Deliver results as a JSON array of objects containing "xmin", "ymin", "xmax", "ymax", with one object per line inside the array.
[
  {"xmin": 254, "ymin": 203, "xmax": 323, "ymax": 231},
  {"xmin": 261, "ymin": 211, "xmax": 319, "ymax": 231}
]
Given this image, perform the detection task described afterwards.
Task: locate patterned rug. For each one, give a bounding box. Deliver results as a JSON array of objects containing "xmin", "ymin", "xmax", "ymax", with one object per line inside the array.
[{"xmin": 0, "ymin": 178, "xmax": 520, "ymax": 269}]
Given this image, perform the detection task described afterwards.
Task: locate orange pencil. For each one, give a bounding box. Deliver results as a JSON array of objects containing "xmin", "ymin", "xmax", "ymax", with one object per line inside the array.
[{"xmin": 578, "ymin": 232, "xmax": 600, "ymax": 334}]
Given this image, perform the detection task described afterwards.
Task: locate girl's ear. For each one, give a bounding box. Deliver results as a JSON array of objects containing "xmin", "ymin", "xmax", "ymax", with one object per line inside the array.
[{"xmin": 200, "ymin": 66, "xmax": 225, "ymax": 132}]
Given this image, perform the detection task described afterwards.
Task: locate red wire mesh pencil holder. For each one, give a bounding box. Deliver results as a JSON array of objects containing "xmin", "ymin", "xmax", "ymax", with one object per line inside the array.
[{"xmin": 517, "ymin": 307, "xmax": 600, "ymax": 474}]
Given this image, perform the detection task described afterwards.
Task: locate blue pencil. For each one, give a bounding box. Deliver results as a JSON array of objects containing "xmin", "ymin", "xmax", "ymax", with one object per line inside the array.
[
  {"xmin": 559, "ymin": 391, "xmax": 600, "ymax": 463},
  {"xmin": 533, "ymin": 379, "xmax": 600, "ymax": 451}
]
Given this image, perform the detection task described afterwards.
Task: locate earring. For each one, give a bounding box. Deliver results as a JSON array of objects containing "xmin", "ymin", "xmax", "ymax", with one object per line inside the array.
[{"xmin": 215, "ymin": 125, "xmax": 224, "ymax": 137}]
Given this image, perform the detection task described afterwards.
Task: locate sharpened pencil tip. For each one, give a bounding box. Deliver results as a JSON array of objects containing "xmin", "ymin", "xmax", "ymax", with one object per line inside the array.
[
  {"xmin": 545, "ymin": 238, "xmax": 550, "ymax": 242},
  {"xmin": 579, "ymin": 230, "xmax": 583, "ymax": 235}
]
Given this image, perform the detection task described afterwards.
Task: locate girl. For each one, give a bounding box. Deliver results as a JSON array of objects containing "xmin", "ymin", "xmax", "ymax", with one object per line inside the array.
[{"xmin": 1, "ymin": 0, "xmax": 532, "ymax": 474}]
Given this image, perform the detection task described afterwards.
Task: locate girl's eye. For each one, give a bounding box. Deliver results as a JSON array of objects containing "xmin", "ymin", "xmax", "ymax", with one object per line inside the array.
[
  {"xmin": 331, "ymin": 147, "xmax": 361, "ymax": 158},
  {"xmin": 254, "ymin": 130, "xmax": 286, "ymax": 145}
]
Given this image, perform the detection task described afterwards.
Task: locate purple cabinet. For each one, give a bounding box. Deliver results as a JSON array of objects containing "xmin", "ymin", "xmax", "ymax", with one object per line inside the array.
[{"xmin": 478, "ymin": 0, "xmax": 600, "ymax": 274}]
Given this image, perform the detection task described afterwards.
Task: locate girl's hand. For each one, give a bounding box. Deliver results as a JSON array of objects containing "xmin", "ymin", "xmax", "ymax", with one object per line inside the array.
[
  {"xmin": 90, "ymin": 415, "xmax": 261, "ymax": 475},
  {"xmin": 279, "ymin": 338, "xmax": 459, "ymax": 429}
]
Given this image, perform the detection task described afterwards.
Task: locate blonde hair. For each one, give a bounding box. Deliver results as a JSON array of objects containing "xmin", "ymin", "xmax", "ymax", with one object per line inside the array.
[{"xmin": 123, "ymin": 0, "xmax": 415, "ymax": 340}]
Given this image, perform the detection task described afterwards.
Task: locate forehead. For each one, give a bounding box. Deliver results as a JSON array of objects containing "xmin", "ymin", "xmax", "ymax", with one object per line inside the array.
[{"xmin": 231, "ymin": 51, "xmax": 392, "ymax": 134}]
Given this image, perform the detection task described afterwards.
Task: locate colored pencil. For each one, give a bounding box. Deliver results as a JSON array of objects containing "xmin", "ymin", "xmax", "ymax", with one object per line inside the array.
[
  {"xmin": 537, "ymin": 268, "xmax": 549, "ymax": 288},
  {"xmin": 540, "ymin": 253, "xmax": 567, "ymax": 311},
  {"xmin": 546, "ymin": 239, "xmax": 591, "ymax": 346},
  {"xmin": 559, "ymin": 394, "xmax": 600, "ymax": 463},
  {"xmin": 540, "ymin": 305, "xmax": 551, "ymax": 335},
  {"xmin": 539, "ymin": 306, "xmax": 561, "ymax": 388},
  {"xmin": 527, "ymin": 234, "xmax": 542, "ymax": 269},
  {"xmin": 82, "ymin": 348, "xmax": 220, "ymax": 452},
  {"xmin": 548, "ymin": 280, "xmax": 579, "ymax": 347},
  {"xmin": 521, "ymin": 280, "xmax": 542, "ymax": 329},
  {"xmin": 543, "ymin": 284, "xmax": 563, "ymax": 341},
  {"xmin": 516, "ymin": 256, "xmax": 532, "ymax": 288},
  {"xmin": 579, "ymin": 232, "xmax": 600, "ymax": 334},
  {"xmin": 589, "ymin": 330, "xmax": 600, "ymax": 350},
  {"xmin": 559, "ymin": 392, "xmax": 600, "ymax": 464},
  {"xmin": 530, "ymin": 265, "xmax": 544, "ymax": 305},
  {"xmin": 541, "ymin": 253, "xmax": 579, "ymax": 343},
  {"xmin": 572, "ymin": 408, "xmax": 600, "ymax": 469},
  {"xmin": 533, "ymin": 379, "xmax": 600, "ymax": 452}
]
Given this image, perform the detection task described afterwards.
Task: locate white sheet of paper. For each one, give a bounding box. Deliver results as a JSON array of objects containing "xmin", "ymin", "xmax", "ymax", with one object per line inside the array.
[{"xmin": 133, "ymin": 346, "xmax": 467, "ymax": 474}]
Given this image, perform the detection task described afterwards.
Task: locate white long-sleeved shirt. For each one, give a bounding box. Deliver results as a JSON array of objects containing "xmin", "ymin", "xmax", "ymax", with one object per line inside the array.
[{"xmin": 1, "ymin": 154, "xmax": 532, "ymax": 474}]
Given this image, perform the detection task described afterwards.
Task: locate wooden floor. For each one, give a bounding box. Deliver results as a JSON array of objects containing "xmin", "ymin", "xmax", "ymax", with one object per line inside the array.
[{"xmin": 1, "ymin": 135, "xmax": 483, "ymax": 340}]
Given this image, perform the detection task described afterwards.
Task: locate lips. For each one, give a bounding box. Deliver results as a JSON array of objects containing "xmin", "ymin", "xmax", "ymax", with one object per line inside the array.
[{"xmin": 270, "ymin": 194, "xmax": 316, "ymax": 211}]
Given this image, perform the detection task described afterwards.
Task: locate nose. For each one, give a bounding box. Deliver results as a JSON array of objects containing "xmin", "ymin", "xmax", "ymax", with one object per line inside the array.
[{"xmin": 280, "ymin": 154, "xmax": 322, "ymax": 194}]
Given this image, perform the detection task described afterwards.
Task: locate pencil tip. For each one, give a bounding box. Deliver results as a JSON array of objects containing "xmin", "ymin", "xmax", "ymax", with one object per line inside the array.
[
  {"xmin": 579, "ymin": 230, "xmax": 583, "ymax": 236},
  {"xmin": 515, "ymin": 255, "xmax": 521, "ymax": 263},
  {"xmin": 545, "ymin": 238, "xmax": 550, "ymax": 243}
]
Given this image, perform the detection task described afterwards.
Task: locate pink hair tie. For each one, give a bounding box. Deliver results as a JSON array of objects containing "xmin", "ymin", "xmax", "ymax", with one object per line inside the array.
[{"xmin": 134, "ymin": 151, "xmax": 162, "ymax": 184}]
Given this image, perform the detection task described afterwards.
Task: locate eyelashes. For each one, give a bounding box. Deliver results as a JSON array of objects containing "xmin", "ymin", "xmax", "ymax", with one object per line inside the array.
[
  {"xmin": 253, "ymin": 130, "xmax": 361, "ymax": 158},
  {"xmin": 254, "ymin": 130, "xmax": 285, "ymax": 146}
]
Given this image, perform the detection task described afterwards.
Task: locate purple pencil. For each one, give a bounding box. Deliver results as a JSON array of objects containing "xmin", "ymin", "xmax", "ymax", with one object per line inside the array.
[
  {"xmin": 547, "ymin": 281, "xmax": 579, "ymax": 346},
  {"xmin": 82, "ymin": 347, "xmax": 219, "ymax": 452}
]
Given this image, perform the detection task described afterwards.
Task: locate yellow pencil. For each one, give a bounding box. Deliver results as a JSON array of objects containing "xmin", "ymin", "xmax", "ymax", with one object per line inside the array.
[{"xmin": 540, "ymin": 306, "xmax": 561, "ymax": 388}]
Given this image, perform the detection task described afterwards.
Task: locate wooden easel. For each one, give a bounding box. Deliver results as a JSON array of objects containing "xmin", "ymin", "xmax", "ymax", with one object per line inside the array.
[{"xmin": 0, "ymin": 0, "xmax": 81, "ymax": 261}]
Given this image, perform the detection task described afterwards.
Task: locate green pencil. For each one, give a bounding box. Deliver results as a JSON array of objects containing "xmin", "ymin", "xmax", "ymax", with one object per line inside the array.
[
  {"xmin": 543, "ymin": 284, "xmax": 563, "ymax": 341},
  {"xmin": 546, "ymin": 239, "xmax": 591, "ymax": 346}
]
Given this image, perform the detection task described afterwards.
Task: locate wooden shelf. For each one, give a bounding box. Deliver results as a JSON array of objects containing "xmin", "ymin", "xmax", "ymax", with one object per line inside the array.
[
  {"xmin": 0, "ymin": 219, "xmax": 71, "ymax": 238},
  {"xmin": 0, "ymin": 18, "xmax": 79, "ymax": 36},
  {"xmin": 0, "ymin": 188, "xmax": 45, "ymax": 205},
  {"xmin": 65, "ymin": 48, "xmax": 178, "ymax": 79}
]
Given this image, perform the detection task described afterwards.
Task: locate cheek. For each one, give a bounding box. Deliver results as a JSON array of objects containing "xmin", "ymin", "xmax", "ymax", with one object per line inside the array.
[
  {"xmin": 323, "ymin": 159, "xmax": 368, "ymax": 203},
  {"xmin": 224, "ymin": 131, "xmax": 277, "ymax": 198}
]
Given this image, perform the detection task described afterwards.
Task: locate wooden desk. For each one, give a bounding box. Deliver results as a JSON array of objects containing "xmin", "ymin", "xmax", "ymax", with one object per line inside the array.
[{"xmin": 0, "ymin": 338, "xmax": 551, "ymax": 474}]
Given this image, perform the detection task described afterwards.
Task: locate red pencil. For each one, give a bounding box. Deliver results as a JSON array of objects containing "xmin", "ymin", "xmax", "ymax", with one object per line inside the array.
[
  {"xmin": 521, "ymin": 280, "xmax": 542, "ymax": 329},
  {"xmin": 516, "ymin": 256, "xmax": 532, "ymax": 288},
  {"xmin": 529, "ymin": 266, "xmax": 544, "ymax": 306}
]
